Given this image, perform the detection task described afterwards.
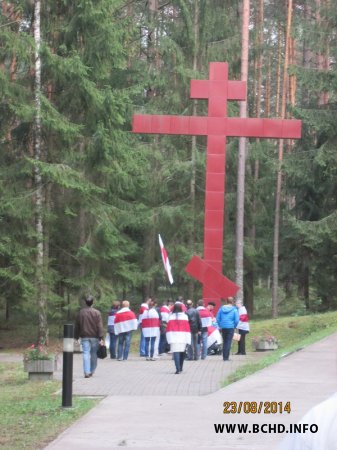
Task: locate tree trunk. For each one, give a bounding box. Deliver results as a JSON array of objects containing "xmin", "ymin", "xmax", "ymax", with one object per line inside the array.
[
  {"xmin": 235, "ymin": 0, "xmax": 250, "ymax": 303},
  {"xmin": 251, "ymin": 0, "xmax": 264, "ymax": 245},
  {"xmin": 244, "ymin": 258, "xmax": 254, "ymax": 316},
  {"xmin": 146, "ymin": 0, "xmax": 159, "ymax": 98},
  {"xmin": 5, "ymin": 298, "xmax": 10, "ymax": 321},
  {"xmin": 78, "ymin": 142, "xmax": 87, "ymax": 284},
  {"xmin": 302, "ymin": 3, "xmax": 312, "ymax": 106},
  {"xmin": 34, "ymin": 0, "xmax": 48, "ymax": 346},
  {"xmin": 265, "ymin": 54, "xmax": 271, "ymax": 117},
  {"xmin": 303, "ymin": 264, "xmax": 310, "ymax": 310},
  {"xmin": 316, "ymin": 0, "xmax": 329, "ymax": 106},
  {"xmin": 143, "ymin": 217, "xmax": 156, "ymax": 298},
  {"xmin": 272, "ymin": 0, "xmax": 293, "ymax": 318},
  {"xmin": 288, "ymin": 37, "xmax": 297, "ymax": 106},
  {"xmin": 275, "ymin": 25, "xmax": 282, "ymax": 117},
  {"xmin": 298, "ymin": 253, "xmax": 310, "ymax": 311},
  {"xmin": 248, "ymin": 0, "xmax": 264, "ymax": 315},
  {"xmin": 188, "ymin": 0, "xmax": 200, "ymax": 300}
]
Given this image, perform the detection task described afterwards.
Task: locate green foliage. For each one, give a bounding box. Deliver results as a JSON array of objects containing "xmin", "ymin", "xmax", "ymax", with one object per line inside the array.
[
  {"xmin": 23, "ymin": 344, "xmax": 53, "ymax": 361},
  {"xmin": 27, "ymin": 159, "xmax": 103, "ymax": 194},
  {"xmin": 1, "ymin": 0, "xmax": 337, "ymax": 330}
]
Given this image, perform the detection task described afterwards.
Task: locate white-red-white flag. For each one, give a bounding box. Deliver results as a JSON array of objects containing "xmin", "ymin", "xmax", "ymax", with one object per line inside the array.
[{"xmin": 158, "ymin": 234, "xmax": 174, "ymax": 284}]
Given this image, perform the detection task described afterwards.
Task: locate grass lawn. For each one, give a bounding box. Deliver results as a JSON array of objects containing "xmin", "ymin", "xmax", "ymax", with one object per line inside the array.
[
  {"xmin": 224, "ymin": 311, "xmax": 337, "ymax": 386},
  {"xmin": 0, "ymin": 362, "xmax": 98, "ymax": 450}
]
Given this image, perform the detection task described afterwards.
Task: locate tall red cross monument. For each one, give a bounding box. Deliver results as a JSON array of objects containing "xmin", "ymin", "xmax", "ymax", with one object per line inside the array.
[{"xmin": 133, "ymin": 62, "xmax": 301, "ymax": 310}]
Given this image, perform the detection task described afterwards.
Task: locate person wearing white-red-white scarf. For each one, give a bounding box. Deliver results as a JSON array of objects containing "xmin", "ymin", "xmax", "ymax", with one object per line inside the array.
[
  {"xmin": 142, "ymin": 301, "xmax": 160, "ymax": 360},
  {"xmin": 138, "ymin": 298, "xmax": 151, "ymax": 357},
  {"xmin": 114, "ymin": 301, "xmax": 138, "ymax": 360},
  {"xmin": 207, "ymin": 326, "xmax": 222, "ymax": 351},
  {"xmin": 197, "ymin": 300, "xmax": 213, "ymax": 359},
  {"xmin": 175, "ymin": 296, "xmax": 187, "ymax": 312},
  {"xmin": 166, "ymin": 303, "xmax": 191, "ymax": 374},
  {"xmin": 207, "ymin": 301, "xmax": 218, "ymax": 327},
  {"xmin": 160, "ymin": 303, "xmax": 170, "ymax": 323}
]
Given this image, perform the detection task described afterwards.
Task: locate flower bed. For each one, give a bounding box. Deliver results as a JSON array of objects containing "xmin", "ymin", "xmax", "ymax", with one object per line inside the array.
[
  {"xmin": 252, "ymin": 334, "xmax": 278, "ymax": 351},
  {"xmin": 23, "ymin": 344, "xmax": 57, "ymax": 380}
]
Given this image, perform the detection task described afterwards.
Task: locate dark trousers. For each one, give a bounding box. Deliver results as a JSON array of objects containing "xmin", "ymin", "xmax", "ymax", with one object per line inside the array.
[
  {"xmin": 173, "ymin": 352, "xmax": 185, "ymax": 372},
  {"xmin": 139, "ymin": 330, "xmax": 146, "ymax": 356},
  {"xmin": 238, "ymin": 330, "xmax": 249, "ymax": 354},
  {"xmin": 187, "ymin": 332, "xmax": 199, "ymax": 360},
  {"xmin": 145, "ymin": 336, "xmax": 156, "ymax": 358},
  {"xmin": 159, "ymin": 333, "xmax": 168, "ymax": 354},
  {"xmin": 221, "ymin": 328, "xmax": 234, "ymax": 360}
]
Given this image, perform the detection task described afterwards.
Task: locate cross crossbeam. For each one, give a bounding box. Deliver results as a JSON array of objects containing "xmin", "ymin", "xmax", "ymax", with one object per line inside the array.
[
  {"xmin": 133, "ymin": 115, "xmax": 301, "ymax": 139},
  {"xmin": 132, "ymin": 62, "xmax": 302, "ymax": 310}
]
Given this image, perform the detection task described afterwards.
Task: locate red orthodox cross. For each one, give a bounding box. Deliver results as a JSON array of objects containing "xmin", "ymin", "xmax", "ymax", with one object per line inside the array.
[{"xmin": 133, "ymin": 62, "xmax": 301, "ymax": 310}]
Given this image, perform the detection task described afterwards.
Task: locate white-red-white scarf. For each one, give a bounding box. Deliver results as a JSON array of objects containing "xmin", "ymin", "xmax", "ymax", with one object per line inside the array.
[
  {"xmin": 166, "ymin": 312, "xmax": 191, "ymax": 345},
  {"xmin": 114, "ymin": 307, "xmax": 138, "ymax": 335}
]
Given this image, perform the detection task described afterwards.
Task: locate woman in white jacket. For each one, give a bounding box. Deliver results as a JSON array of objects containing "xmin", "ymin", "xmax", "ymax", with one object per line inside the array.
[
  {"xmin": 235, "ymin": 300, "xmax": 250, "ymax": 355},
  {"xmin": 141, "ymin": 302, "xmax": 160, "ymax": 360},
  {"xmin": 166, "ymin": 303, "xmax": 191, "ymax": 374}
]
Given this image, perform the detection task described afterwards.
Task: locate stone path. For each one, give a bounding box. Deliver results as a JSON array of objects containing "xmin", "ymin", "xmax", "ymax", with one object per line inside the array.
[
  {"xmin": 3, "ymin": 334, "xmax": 337, "ymax": 449},
  {"xmin": 56, "ymin": 352, "xmax": 262, "ymax": 397},
  {"xmin": 0, "ymin": 347, "xmax": 264, "ymax": 397},
  {"xmin": 44, "ymin": 333, "xmax": 337, "ymax": 450}
]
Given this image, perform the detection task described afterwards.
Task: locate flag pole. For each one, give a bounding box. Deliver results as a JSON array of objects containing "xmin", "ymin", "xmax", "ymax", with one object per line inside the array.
[{"xmin": 158, "ymin": 234, "xmax": 174, "ymax": 288}]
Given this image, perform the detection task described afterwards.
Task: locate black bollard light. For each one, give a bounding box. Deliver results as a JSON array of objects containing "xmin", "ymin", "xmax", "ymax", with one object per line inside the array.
[{"xmin": 62, "ymin": 323, "xmax": 74, "ymax": 408}]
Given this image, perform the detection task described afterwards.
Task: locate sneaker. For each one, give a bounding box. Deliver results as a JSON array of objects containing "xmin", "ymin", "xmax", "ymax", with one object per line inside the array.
[
  {"xmin": 117, "ymin": 358, "xmax": 123, "ymax": 361},
  {"xmin": 84, "ymin": 373, "xmax": 92, "ymax": 378}
]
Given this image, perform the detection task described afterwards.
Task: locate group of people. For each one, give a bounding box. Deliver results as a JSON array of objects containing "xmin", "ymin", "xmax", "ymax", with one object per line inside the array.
[{"xmin": 74, "ymin": 294, "xmax": 250, "ymax": 377}]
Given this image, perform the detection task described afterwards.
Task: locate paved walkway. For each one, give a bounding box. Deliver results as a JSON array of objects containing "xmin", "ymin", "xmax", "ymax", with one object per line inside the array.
[
  {"xmin": 53, "ymin": 352, "xmax": 263, "ymax": 397},
  {"xmin": 43, "ymin": 333, "xmax": 337, "ymax": 450}
]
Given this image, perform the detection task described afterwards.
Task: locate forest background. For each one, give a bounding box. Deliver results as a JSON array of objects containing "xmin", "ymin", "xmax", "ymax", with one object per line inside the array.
[{"xmin": 1, "ymin": 0, "xmax": 337, "ymax": 344}]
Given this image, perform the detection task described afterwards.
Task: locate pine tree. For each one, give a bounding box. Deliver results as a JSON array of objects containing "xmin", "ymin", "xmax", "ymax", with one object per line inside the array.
[
  {"xmin": 282, "ymin": 0, "xmax": 337, "ymax": 310},
  {"xmin": 0, "ymin": 0, "xmax": 146, "ymax": 327},
  {"xmin": 235, "ymin": 0, "xmax": 250, "ymax": 304}
]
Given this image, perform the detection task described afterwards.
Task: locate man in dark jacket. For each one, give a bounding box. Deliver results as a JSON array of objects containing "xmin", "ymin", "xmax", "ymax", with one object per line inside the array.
[
  {"xmin": 74, "ymin": 294, "xmax": 104, "ymax": 378},
  {"xmin": 186, "ymin": 300, "xmax": 202, "ymax": 360}
]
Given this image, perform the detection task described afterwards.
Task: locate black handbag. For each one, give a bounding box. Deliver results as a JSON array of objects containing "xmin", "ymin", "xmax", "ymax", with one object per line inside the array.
[{"xmin": 97, "ymin": 344, "xmax": 107, "ymax": 359}]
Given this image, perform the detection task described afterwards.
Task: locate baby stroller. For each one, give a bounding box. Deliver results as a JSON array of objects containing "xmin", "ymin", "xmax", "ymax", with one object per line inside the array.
[{"xmin": 207, "ymin": 326, "xmax": 222, "ymax": 355}]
